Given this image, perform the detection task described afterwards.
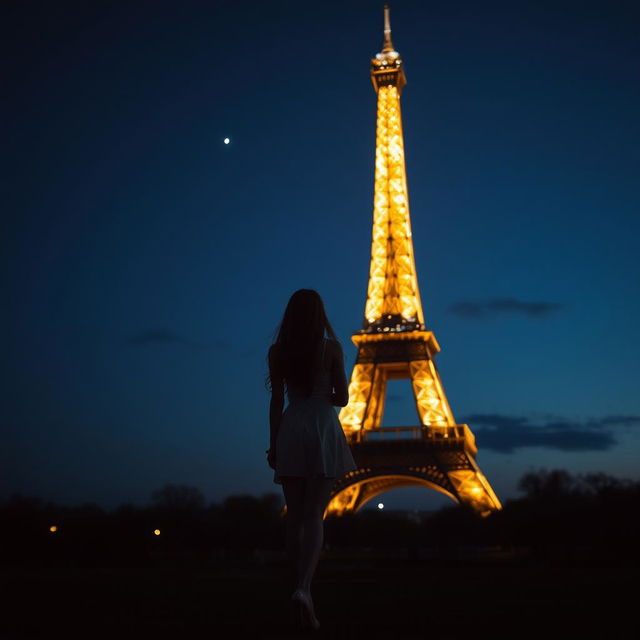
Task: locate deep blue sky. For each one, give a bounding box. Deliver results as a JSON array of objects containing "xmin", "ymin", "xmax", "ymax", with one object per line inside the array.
[{"xmin": 3, "ymin": 0, "xmax": 639, "ymax": 511}]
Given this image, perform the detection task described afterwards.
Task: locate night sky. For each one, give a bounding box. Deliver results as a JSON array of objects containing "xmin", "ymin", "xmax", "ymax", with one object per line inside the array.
[{"xmin": 3, "ymin": 0, "xmax": 639, "ymax": 511}]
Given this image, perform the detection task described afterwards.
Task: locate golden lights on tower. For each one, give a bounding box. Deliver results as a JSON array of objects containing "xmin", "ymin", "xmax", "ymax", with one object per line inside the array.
[
  {"xmin": 365, "ymin": 83, "xmax": 423, "ymax": 328},
  {"xmin": 328, "ymin": 5, "xmax": 501, "ymax": 518},
  {"xmin": 364, "ymin": 5, "xmax": 423, "ymax": 330}
]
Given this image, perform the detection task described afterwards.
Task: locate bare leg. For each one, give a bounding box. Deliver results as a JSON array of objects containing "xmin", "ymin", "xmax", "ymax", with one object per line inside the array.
[
  {"xmin": 297, "ymin": 476, "xmax": 335, "ymax": 595},
  {"xmin": 281, "ymin": 477, "xmax": 305, "ymax": 588}
]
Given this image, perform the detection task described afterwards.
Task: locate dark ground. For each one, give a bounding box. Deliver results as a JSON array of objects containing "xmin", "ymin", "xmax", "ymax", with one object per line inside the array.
[{"xmin": 1, "ymin": 550, "xmax": 636, "ymax": 639}]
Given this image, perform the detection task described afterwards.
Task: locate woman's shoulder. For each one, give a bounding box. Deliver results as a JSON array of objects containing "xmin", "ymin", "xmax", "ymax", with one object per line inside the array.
[{"xmin": 268, "ymin": 343, "xmax": 281, "ymax": 361}]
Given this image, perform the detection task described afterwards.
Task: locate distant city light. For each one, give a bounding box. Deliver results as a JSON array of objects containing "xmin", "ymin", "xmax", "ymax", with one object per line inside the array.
[
  {"xmin": 49, "ymin": 525, "xmax": 58, "ymax": 533},
  {"xmin": 154, "ymin": 529, "xmax": 161, "ymax": 536},
  {"xmin": 223, "ymin": 137, "xmax": 230, "ymax": 145},
  {"xmin": 377, "ymin": 502, "xmax": 384, "ymax": 510}
]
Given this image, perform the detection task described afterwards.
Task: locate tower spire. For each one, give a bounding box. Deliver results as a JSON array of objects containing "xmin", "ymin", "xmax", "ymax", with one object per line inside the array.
[
  {"xmin": 367, "ymin": 4, "xmax": 416, "ymax": 331},
  {"xmin": 382, "ymin": 3, "xmax": 394, "ymax": 53}
]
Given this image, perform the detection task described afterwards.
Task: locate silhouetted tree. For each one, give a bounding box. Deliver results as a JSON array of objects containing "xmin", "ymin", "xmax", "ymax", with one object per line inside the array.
[
  {"xmin": 3, "ymin": 471, "xmax": 639, "ymax": 569},
  {"xmin": 518, "ymin": 468, "xmax": 574, "ymax": 499},
  {"xmin": 579, "ymin": 472, "xmax": 626, "ymax": 495},
  {"xmin": 150, "ymin": 484, "xmax": 205, "ymax": 510}
]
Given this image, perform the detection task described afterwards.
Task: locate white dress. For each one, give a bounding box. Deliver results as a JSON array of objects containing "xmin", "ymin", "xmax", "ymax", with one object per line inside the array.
[{"xmin": 273, "ymin": 338, "xmax": 358, "ymax": 484}]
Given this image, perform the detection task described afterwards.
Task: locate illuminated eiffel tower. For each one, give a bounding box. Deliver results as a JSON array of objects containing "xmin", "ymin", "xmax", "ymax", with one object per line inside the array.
[{"xmin": 325, "ymin": 5, "xmax": 501, "ymax": 517}]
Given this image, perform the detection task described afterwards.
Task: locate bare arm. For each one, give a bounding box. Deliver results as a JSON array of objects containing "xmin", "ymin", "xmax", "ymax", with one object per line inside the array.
[
  {"xmin": 329, "ymin": 340, "xmax": 350, "ymax": 407},
  {"xmin": 268, "ymin": 345, "xmax": 285, "ymax": 448}
]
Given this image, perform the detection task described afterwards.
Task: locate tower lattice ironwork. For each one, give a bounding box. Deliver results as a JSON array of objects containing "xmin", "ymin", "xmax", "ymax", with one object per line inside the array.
[{"xmin": 325, "ymin": 5, "xmax": 501, "ymax": 518}]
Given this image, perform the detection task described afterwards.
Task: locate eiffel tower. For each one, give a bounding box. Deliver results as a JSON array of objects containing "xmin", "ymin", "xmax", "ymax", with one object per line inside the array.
[{"xmin": 325, "ymin": 5, "xmax": 501, "ymax": 518}]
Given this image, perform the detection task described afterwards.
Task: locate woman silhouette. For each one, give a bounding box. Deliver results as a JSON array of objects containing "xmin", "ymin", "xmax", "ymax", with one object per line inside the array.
[{"xmin": 266, "ymin": 289, "xmax": 357, "ymax": 631}]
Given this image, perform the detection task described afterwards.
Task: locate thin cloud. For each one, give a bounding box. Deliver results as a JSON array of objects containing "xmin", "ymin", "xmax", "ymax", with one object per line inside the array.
[
  {"xmin": 458, "ymin": 413, "xmax": 636, "ymax": 453},
  {"xmin": 587, "ymin": 415, "xmax": 640, "ymax": 428},
  {"xmin": 448, "ymin": 297, "xmax": 563, "ymax": 319}
]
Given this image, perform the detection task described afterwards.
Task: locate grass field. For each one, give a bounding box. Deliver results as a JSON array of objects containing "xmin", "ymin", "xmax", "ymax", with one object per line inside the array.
[{"xmin": 1, "ymin": 550, "xmax": 635, "ymax": 639}]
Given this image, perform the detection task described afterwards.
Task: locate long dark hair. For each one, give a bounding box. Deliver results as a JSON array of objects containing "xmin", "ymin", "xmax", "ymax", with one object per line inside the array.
[{"xmin": 266, "ymin": 289, "xmax": 339, "ymax": 397}]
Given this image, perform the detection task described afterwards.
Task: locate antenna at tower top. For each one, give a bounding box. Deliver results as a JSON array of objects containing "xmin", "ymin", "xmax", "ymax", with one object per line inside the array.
[{"xmin": 382, "ymin": 3, "xmax": 394, "ymax": 52}]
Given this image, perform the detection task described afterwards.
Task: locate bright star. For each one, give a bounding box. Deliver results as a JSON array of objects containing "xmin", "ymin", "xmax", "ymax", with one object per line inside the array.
[{"xmin": 223, "ymin": 137, "xmax": 230, "ymax": 145}]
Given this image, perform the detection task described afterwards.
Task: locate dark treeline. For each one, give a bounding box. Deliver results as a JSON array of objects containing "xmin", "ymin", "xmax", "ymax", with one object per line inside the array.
[{"xmin": 2, "ymin": 469, "xmax": 639, "ymax": 569}]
